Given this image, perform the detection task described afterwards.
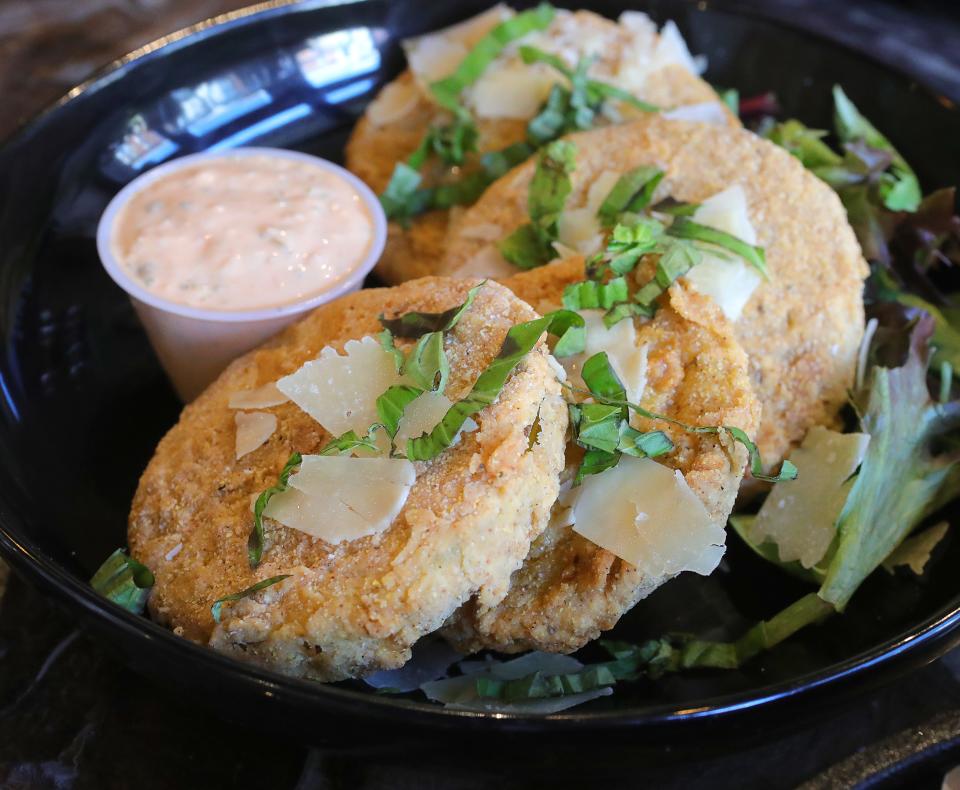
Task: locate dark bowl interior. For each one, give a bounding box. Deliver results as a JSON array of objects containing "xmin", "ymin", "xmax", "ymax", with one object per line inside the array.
[{"xmin": 1, "ymin": 0, "xmax": 960, "ymax": 739}]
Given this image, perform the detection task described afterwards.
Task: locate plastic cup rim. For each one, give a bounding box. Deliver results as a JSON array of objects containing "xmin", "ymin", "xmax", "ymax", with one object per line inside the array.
[{"xmin": 95, "ymin": 146, "xmax": 387, "ymax": 324}]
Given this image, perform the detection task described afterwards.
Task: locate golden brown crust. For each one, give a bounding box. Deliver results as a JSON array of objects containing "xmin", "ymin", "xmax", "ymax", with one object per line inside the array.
[
  {"xmin": 129, "ymin": 278, "xmax": 567, "ymax": 680},
  {"xmin": 441, "ymin": 115, "xmax": 869, "ymax": 467},
  {"xmin": 443, "ymin": 257, "xmax": 760, "ymax": 653}
]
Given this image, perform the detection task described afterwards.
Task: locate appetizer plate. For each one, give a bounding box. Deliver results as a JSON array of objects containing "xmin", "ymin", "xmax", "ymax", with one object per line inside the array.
[{"xmin": 1, "ymin": 0, "xmax": 960, "ymax": 739}]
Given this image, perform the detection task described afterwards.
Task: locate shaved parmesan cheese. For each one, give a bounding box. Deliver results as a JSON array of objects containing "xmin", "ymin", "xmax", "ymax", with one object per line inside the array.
[
  {"xmin": 572, "ymin": 456, "xmax": 724, "ymax": 578},
  {"xmin": 693, "ymin": 184, "xmax": 757, "ymax": 244},
  {"xmin": 557, "ymin": 208, "xmax": 603, "ymax": 255},
  {"xmin": 617, "ymin": 10, "xmax": 657, "ymax": 38},
  {"xmin": 367, "ymin": 78, "xmax": 420, "ymax": 126},
  {"xmin": 662, "ymin": 101, "xmax": 727, "ymax": 125},
  {"xmin": 683, "ymin": 184, "xmax": 763, "ymax": 321},
  {"xmin": 234, "ymin": 411, "xmax": 277, "ymax": 459},
  {"xmin": 449, "ymin": 245, "xmax": 520, "ymax": 279},
  {"xmin": 882, "ymin": 521, "xmax": 949, "ymax": 576},
  {"xmin": 395, "ymin": 391, "xmax": 453, "ymax": 445},
  {"xmin": 748, "ymin": 427, "xmax": 870, "ymax": 568},
  {"xmin": 468, "ymin": 63, "xmax": 556, "ymax": 119},
  {"xmin": 276, "ymin": 337, "xmax": 399, "ymax": 438},
  {"xmin": 586, "ymin": 171, "xmax": 623, "ymax": 211},
  {"xmin": 263, "ymin": 455, "xmax": 416, "ymax": 544},
  {"xmin": 545, "ymin": 354, "xmax": 567, "ymax": 383},
  {"xmin": 561, "ymin": 310, "xmax": 648, "ymax": 404},
  {"xmin": 652, "ymin": 20, "xmax": 702, "ymax": 75},
  {"xmin": 403, "ymin": 5, "xmax": 514, "ymax": 92},
  {"xmin": 228, "ymin": 382, "xmax": 288, "ymax": 409}
]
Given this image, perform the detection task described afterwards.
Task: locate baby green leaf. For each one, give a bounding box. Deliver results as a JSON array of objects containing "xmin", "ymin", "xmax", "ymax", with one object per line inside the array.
[{"xmin": 90, "ymin": 549, "xmax": 155, "ymax": 615}]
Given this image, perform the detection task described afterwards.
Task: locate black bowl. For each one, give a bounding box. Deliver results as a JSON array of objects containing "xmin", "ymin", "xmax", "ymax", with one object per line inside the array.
[{"xmin": 1, "ymin": 0, "xmax": 959, "ymax": 740}]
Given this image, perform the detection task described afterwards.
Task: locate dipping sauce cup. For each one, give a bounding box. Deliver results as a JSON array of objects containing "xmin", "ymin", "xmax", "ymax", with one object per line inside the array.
[{"xmin": 96, "ymin": 148, "xmax": 386, "ymax": 401}]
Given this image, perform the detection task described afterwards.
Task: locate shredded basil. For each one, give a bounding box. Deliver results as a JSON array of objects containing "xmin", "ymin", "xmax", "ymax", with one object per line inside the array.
[
  {"xmin": 633, "ymin": 237, "xmax": 701, "ymax": 308},
  {"xmin": 597, "ymin": 167, "xmax": 665, "ymax": 227},
  {"xmin": 248, "ymin": 452, "xmax": 302, "ymax": 567},
  {"xmin": 379, "ymin": 282, "xmax": 483, "ymax": 338},
  {"xmin": 404, "ymin": 332, "xmax": 449, "ymax": 392},
  {"xmin": 378, "ymin": 328, "xmax": 405, "ymax": 373},
  {"xmin": 576, "ymin": 352, "xmax": 797, "ymax": 483},
  {"xmin": 518, "ymin": 45, "xmax": 659, "ymax": 113},
  {"xmin": 562, "ymin": 277, "xmax": 628, "ymax": 311},
  {"xmin": 405, "ymin": 311, "xmax": 576, "ymax": 460},
  {"xmin": 666, "ymin": 217, "xmax": 768, "ymax": 278},
  {"xmin": 428, "ymin": 4, "xmax": 556, "ymax": 112},
  {"xmin": 376, "ymin": 385, "xmax": 425, "ymax": 439},
  {"xmin": 211, "ymin": 574, "xmax": 292, "ymax": 623},
  {"xmin": 90, "ymin": 549, "xmax": 155, "ymax": 615},
  {"xmin": 568, "ymin": 352, "xmax": 674, "ymax": 481},
  {"xmin": 499, "ymin": 140, "xmax": 577, "ymax": 270}
]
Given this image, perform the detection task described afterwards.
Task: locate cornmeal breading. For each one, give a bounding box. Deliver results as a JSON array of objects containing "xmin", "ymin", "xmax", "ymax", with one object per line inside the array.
[
  {"xmin": 441, "ymin": 116, "xmax": 869, "ymax": 468},
  {"xmin": 444, "ymin": 257, "xmax": 760, "ymax": 654},
  {"xmin": 128, "ymin": 279, "xmax": 567, "ymax": 681}
]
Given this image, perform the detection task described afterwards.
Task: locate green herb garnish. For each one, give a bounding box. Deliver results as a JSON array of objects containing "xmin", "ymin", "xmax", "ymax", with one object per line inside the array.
[
  {"xmin": 518, "ymin": 45, "xmax": 659, "ymax": 114},
  {"xmin": 596, "ymin": 166, "xmax": 664, "ymax": 227},
  {"xmin": 498, "ymin": 140, "xmax": 577, "ymax": 269},
  {"xmin": 91, "ymin": 549, "xmax": 155, "ymax": 615},
  {"xmin": 666, "ymin": 216, "xmax": 768, "ymax": 277},
  {"xmin": 575, "ymin": 351, "xmax": 797, "ymax": 483},
  {"xmin": 248, "ymin": 452, "xmax": 302, "ymax": 568},
  {"xmin": 379, "ymin": 281, "xmax": 482, "ymax": 338},
  {"xmin": 211, "ymin": 574, "xmax": 292, "ymax": 623},
  {"xmin": 429, "ymin": 4, "xmax": 557, "ymax": 112},
  {"xmin": 405, "ymin": 310, "xmax": 579, "ymax": 460},
  {"xmin": 562, "ymin": 277, "xmax": 629, "ymax": 311}
]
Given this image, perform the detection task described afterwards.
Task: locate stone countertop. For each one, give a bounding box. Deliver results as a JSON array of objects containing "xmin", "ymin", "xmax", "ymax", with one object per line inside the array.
[{"xmin": 1, "ymin": 0, "xmax": 960, "ymax": 787}]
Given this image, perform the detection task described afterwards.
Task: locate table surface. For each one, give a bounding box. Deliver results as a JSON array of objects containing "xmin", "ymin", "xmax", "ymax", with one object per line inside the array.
[{"xmin": 2, "ymin": 1, "xmax": 960, "ymax": 787}]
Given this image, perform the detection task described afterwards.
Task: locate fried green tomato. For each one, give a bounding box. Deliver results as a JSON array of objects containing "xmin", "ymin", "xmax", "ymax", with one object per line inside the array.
[
  {"xmin": 443, "ymin": 257, "xmax": 760, "ymax": 654},
  {"xmin": 440, "ymin": 115, "xmax": 869, "ymax": 468},
  {"xmin": 128, "ymin": 279, "xmax": 567, "ymax": 681},
  {"xmin": 345, "ymin": 8, "xmax": 732, "ymax": 286}
]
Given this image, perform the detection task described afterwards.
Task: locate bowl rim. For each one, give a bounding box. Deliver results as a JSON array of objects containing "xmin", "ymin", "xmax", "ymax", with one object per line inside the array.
[{"xmin": 2, "ymin": 0, "xmax": 960, "ymax": 732}]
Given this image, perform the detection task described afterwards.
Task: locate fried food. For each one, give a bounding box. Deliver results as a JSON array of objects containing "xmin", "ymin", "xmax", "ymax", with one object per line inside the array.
[
  {"xmin": 128, "ymin": 279, "xmax": 567, "ymax": 681},
  {"xmin": 440, "ymin": 115, "xmax": 869, "ymax": 468},
  {"xmin": 346, "ymin": 8, "xmax": 732, "ymax": 285},
  {"xmin": 443, "ymin": 257, "xmax": 760, "ymax": 653}
]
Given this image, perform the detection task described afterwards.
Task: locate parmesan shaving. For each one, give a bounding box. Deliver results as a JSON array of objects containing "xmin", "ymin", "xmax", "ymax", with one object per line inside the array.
[
  {"xmin": 234, "ymin": 411, "xmax": 278, "ymax": 459},
  {"xmin": 403, "ymin": 5, "xmax": 514, "ymax": 93},
  {"xmin": 263, "ymin": 455, "xmax": 416, "ymax": 544},
  {"xmin": 276, "ymin": 337, "xmax": 400, "ymax": 438},
  {"xmin": 560, "ymin": 310, "xmax": 648, "ymax": 404},
  {"xmin": 683, "ymin": 184, "xmax": 763, "ymax": 321},
  {"xmin": 468, "ymin": 63, "xmax": 556, "ymax": 119},
  {"xmin": 747, "ymin": 426, "xmax": 871, "ymax": 568},
  {"xmin": 572, "ymin": 456, "xmax": 724, "ymax": 578},
  {"xmin": 228, "ymin": 382, "xmax": 288, "ymax": 409}
]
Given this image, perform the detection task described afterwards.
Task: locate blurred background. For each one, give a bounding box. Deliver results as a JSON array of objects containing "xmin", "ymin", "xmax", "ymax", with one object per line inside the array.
[{"xmin": 1, "ymin": 0, "xmax": 960, "ymax": 141}]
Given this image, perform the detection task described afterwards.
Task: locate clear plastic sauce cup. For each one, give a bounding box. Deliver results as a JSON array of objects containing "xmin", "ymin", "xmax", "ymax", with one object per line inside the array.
[{"xmin": 96, "ymin": 147, "xmax": 386, "ymax": 401}]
